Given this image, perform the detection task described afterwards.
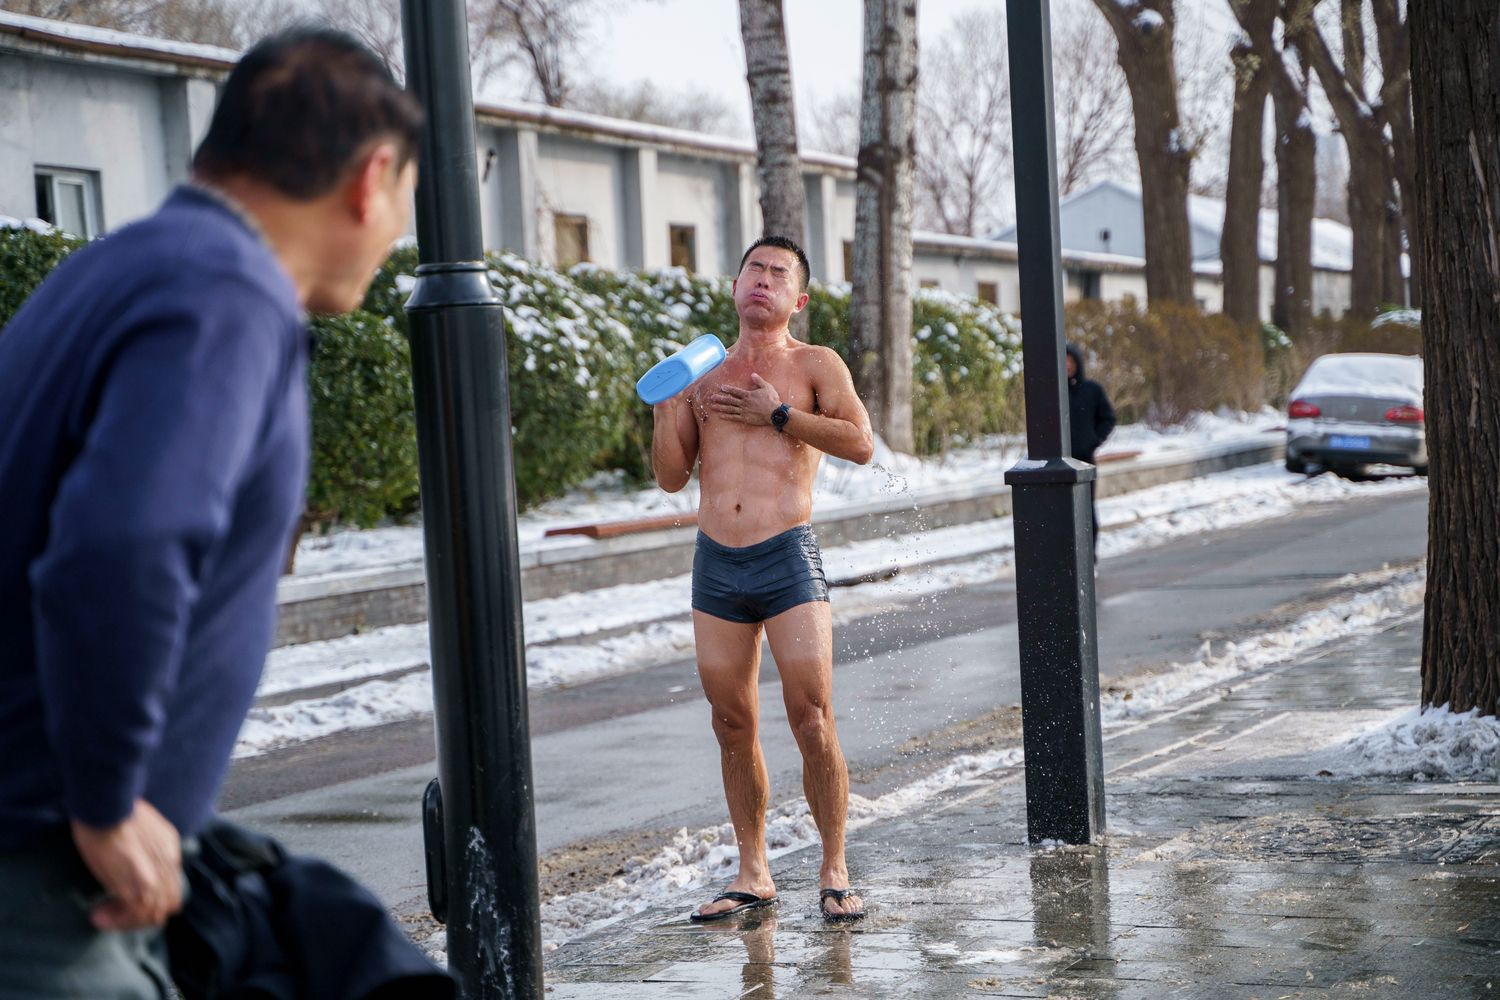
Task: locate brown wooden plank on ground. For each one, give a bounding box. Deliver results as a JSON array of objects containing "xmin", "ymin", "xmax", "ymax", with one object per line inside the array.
[{"xmin": 545, "ymin": 511, "xmax": 700, "ymax": 539}]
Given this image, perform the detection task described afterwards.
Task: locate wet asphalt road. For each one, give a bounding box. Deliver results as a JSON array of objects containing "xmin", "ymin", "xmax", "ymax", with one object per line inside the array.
[{"xmin": 223, "ymin": 482, "xmax": 1427, "ymax": 912}]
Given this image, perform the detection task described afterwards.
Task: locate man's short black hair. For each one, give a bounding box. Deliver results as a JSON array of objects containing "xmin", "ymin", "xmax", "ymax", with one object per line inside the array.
[
  {"xmin": 193, "ymin": 26, "xmax": 423, "ymax": 200},
  {"xmin": 740, "ymin": 235, "xmax": 811, "ymax": 291}
]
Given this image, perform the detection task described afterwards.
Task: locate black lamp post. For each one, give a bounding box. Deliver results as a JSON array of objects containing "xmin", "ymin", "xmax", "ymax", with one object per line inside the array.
[
  {"xmin": 1002, "ymin": 0, "xmax": 1106, "ymax": 845},
  {"xmin": 399, "ymin": 1, "xmax": 544, "ymax": 996}
]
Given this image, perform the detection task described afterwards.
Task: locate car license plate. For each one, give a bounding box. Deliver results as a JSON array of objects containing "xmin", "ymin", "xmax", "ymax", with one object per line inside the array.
[{"xmin": 1329, "ymin": 434, "xmax": 1371, "ymax": 450}]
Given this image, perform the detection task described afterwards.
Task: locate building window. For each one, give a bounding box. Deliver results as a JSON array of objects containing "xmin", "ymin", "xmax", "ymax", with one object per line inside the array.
[
  {"xmin": 919, "ymin": 278, "xmax": 940, "ymax": 290},
  {"xmin": 34, "ymin": 167, "xmax": 100, "ymax": 238},
  {"xmin": 553, "ymin": 213, "xmax": 590, "ymax": 268},
  {"xmin": 842, "ymin": 240, "xmax": 854, "ymax": 282},
  {"xmin": 976, "ymin": 281, "xmax": 999, "ymax": 305},
  {"xmin": 669, "ymin": 224, "xmax": 697, "ymax": 273}
]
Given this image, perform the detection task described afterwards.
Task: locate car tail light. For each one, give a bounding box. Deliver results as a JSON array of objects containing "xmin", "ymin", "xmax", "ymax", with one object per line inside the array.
[
  {"xmin": 1385, "ymin": 404, "xmax": 1424, "ymax": 423},
  {"xmin": 1288, "ymin": 400, "xmax": 1321, "ymax": 418}
]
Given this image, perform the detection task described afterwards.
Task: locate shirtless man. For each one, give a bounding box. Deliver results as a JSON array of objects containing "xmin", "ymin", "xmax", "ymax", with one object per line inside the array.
[{"xmin": 652, "ymin": 236, "xmax": 875, "ymax": 923}]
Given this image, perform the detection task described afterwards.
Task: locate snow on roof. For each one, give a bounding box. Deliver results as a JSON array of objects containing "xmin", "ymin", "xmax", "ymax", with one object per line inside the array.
[
  {"xmin": 1062, "ymin": 178, "xmax": 1360, "ymax": 273},
  {"xmin": 0, "ymin": 9, "xmax": 237, "ymax": 69},
  {"xmin": 473, "ymin": 97, "xmax": 856, "ymax": 169}
]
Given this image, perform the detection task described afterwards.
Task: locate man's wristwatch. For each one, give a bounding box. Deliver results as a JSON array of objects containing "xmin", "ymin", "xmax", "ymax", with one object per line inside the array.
[{"xmin": 771, "ymin": 403, "xmax": 791, "ymax": 433}]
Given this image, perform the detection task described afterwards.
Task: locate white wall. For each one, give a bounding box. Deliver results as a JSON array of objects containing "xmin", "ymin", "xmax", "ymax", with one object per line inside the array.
[
  {"xmin": 656, "ymin": 153, "xmax": 725, "ymax": 275},
  {"xmin": 1099, "ymin": 271, "xmax": 1148, "ymax": 305},
  {"xmin": 912, "ymin": 251, "xmax": 1022, "ymax": 310},
  {"xmin": 535, "ymin": 133, "xmax": 624, "ymax": 268},
  {"xmin": 1311, "ymin": 268, "xmax": 1352, "ymax": 317},
  {"xmin": 0, "ymin": 56, "xmax": 192, "ymax": 232},
  {"xmin": 1193, "ymin": 275, "xmax": 1224, "ymax": 313}
]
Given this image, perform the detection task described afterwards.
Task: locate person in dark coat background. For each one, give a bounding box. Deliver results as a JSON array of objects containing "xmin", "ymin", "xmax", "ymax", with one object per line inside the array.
[{"xmin": 1066, "ymin": 343, "xmax": 1117, "ymax": 558}]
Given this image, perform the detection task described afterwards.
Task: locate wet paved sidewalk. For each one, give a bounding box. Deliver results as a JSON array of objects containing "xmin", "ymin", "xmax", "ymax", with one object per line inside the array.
[{"xmin": 544, "ymin": 615, "xmax": 1500, "ymax": 998}]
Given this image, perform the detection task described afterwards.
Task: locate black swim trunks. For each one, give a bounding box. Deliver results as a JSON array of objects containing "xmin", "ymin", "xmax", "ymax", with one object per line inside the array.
[{"xmin": 692, "ymin": 524, "xmax": 830, "ymax": 624}]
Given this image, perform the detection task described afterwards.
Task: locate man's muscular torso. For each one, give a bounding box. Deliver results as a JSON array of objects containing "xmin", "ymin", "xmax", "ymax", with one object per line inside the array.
[{"xmin": 688, "ymin": 343, "xmax": 828, "ymax": 547}]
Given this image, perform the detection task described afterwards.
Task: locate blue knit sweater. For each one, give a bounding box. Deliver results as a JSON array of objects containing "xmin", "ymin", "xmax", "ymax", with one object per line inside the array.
[{"xmin": 0, "ymin": 186, "xmax": 308, "ymax": 849}]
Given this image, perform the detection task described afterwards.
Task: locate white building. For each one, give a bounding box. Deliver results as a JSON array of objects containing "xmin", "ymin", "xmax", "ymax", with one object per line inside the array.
[
  {"xmin": 999, "ymin": 179, "xmax": 1362, "ymax": 317},
  {"xmin": 0, "ymin": 11, "xmax": 1354, "ymax": 320}
]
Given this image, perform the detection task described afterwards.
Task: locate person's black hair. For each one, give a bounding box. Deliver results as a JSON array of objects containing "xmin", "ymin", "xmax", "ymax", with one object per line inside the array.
[
  {"xmin": 193, "ymin": 26, "xmax": 423, "ymax": 200},
  {"xmin": 739, "ymin": 235, "xmax": 812, "ymax": 291}
]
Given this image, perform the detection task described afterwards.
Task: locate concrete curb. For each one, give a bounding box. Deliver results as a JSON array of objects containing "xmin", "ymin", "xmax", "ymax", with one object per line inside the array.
[{"xmin": 273, "ymin": 434, "xmax": 1284, "ymax": 647}]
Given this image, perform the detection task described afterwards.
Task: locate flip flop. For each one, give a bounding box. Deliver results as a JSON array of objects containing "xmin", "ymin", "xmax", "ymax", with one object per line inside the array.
[
  {"xmin": 689, "ymin": 890, "xmax": 778, "ymax": 922},
  {"xmin": 819, "ymin": 887, "xmax": 866, "ymax": 924}
]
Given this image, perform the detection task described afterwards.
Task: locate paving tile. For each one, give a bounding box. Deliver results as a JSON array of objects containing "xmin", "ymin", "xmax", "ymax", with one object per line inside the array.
[{"xmin": 544, "ymin": 618, "xmax": 1500, "ymax": 998}]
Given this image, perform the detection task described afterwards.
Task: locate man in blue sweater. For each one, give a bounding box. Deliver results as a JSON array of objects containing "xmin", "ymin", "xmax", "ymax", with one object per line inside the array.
[{"xmin": 0, "ymin": 28, "xmax": 420, "ymax": 996}]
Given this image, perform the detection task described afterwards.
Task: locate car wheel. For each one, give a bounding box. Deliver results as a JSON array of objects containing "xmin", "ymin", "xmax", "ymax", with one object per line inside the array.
[
  {"xmin": 1413, "ymin": 463, "xmax": 1428, "ymax": 477},
  {"xmin": 1285, "ymin": 456, "xmax": 1308, "ymax": 475}
]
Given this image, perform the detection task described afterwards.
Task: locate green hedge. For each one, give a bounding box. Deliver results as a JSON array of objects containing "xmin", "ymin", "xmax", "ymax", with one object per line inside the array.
[
  {"xmin": 7, "ymin": 220, "xmax": 1321, "ymax": 531},
  {"xmin": 0, "ymin": 223, "xmax": 83, "ymax": 324}
]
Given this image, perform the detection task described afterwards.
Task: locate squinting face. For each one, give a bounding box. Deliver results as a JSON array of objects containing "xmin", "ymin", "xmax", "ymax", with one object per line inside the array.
[{"xmin": 732, "ymin": 246, "xmax": 809, "ymax": 327}]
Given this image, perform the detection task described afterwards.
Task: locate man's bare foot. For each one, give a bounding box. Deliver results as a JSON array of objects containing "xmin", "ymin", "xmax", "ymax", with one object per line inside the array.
[
  {"xmin": 690, "ymin": 877, "xmax": 778, "ymax": 921},
  {"xmin": 819, "ymin": 886, "xmax": 864, "ymax": 922},
  {"xmin": 819, "ymin": 864, "xmax": 864, "ymax": 922}
]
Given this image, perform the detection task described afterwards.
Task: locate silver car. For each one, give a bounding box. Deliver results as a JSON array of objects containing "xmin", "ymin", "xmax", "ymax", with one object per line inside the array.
[{"xmin": 1284, "ymin": 353, "xmax": 1427, "ymax": 476}]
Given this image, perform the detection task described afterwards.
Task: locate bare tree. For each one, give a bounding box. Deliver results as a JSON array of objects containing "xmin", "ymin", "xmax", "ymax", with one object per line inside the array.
[
  {"xmin": 0, "ymin": 0, "xmax": 296, "ymax": 47},
  {"xmin": 914, "ymin": 8, "xmax": 1009, "ymax": 236},
  {"xmin": 738, "ymin": 0, "xmax": 806, "ymax": 250},
  {"xmin": 1175, "ymin": 2, "xmax": 1234, "ymax": 198},
  {"xmin": 469, "ymin": 0, "xmax": 601, "ymax": 104},
  {"xmin": 1088, "ymin": 0, "xmax": 1196, "ymax": 305},
  {"xmin": 1368, "ymin": 0, "xmax": 1417, "ymax": 306},
  {"xmin": 1051, "ymin": 1, "xmax": 1132, "ymax": 196},
  {"xmin": 1313, "ymin": 133, "xmax": 1351, "ymax": 224},
  {"xmin": 307, "ymin": 0, "xmax": 404, "ymax": 71},
  {"xmin": 850, "ymin": 0, "xmax": 917, "ymax": 453},
  {"xmin": 569, "ymin": 79, "xmax": 742, "ymax": 136},
  {"xmin": 1221, "ymin": 0, "xmax": 1277, "ymax": 330},
  {"xmin": 1270, "ymin": 12, "xmax": 1316, "ymax": 344},
  {"xmin": 804, "ymin": 92, "xmax": 861, "ymax": 157},
  {"xmin": 1287, "ymin": 0, "xmax": 1404, "ymax": 316},
  {"xmin": 1411, "ymin": 0, "xmax": 1500, "ymax": 715}
]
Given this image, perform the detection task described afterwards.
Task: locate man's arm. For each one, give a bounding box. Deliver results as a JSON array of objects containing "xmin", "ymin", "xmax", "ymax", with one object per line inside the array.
[
  {"xmin": 30, "ymin": 281, "xmax": 286, "ymax": 925},
  {"xmin": 711, "ymin": 349, "xmax": 875, "ymax": 465},
  {"xmin": 651, "ymin": 390, "xmax": 700, "ymax": 492}
]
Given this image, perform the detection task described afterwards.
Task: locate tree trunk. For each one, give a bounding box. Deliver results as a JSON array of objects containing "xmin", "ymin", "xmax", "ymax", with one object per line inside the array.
[
  {"xmin": 1295, "ymin": 0, "xmax": 1403, "ymax": 317},
  {"xmin": 1370, "ymin": 0, "xmax": 1419, "ymax": 307},
  {"xmin": 849, "ymin": 0, "xmax": 917, "ymax": 453},
  {"xmin": 739, "ymin": 0, "xmax": 807, "ymax": 246},
  {"xmin": 1412, "ymin": 0, "xmax": 1500, "ymax": 715},
  {"xmin": 1089, "ymin": 0, "xmax": 1195, "ymax": 306},
  {"xmin": 1269, "ymin": 54, "xmax": 1315, "ymax": 343},
  {"xmin": 1222, "ymin": 0, "xmax": 1277, "ymax": 330}
]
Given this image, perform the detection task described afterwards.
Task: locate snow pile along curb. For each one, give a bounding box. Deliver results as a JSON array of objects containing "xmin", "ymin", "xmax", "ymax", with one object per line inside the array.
[{"xmin": 1324, "ymin": 705, "xmax": 1500, "ymax": 782}]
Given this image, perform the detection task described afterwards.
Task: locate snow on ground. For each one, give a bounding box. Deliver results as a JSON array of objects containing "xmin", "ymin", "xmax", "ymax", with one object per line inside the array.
[
  {"xmin": 291, "ymin": 409, "xmax": 1283, "ymax": 578},
  {"xmin": 1099, "ymin": 563, "xmax": 1425, "ymax": 726},
  {"xmin": 426, "ymin": 563, "xmax": 1429, "ymax": 958},
  {"xmin": 241, "ymin": 462, "xmax": 1426, "ymax": 758},
  {"xmin": 1322, "ymin": 704, "xmax": 1500, "ymax": 782}
]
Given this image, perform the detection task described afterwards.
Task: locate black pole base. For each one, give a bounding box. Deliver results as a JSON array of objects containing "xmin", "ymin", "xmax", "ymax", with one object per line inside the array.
[{"xmin": 1004, "ymin": 458, "xmax": 1105, "ymax": 845}]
